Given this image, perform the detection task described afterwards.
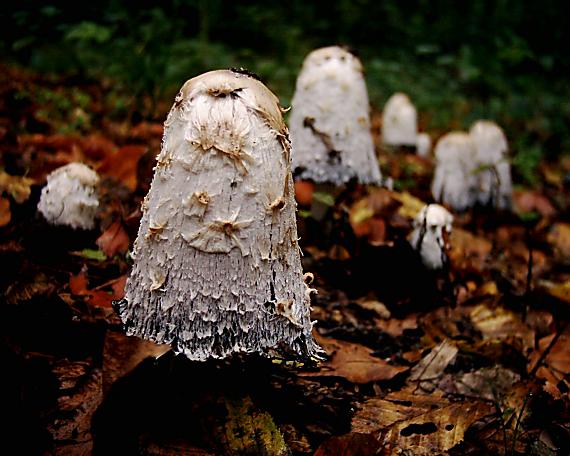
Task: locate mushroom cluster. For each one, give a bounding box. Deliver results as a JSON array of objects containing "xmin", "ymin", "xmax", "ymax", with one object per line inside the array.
[
  {"xmin": 289, "ymin": 46, "xmax": 381, "ymax": 185},
  {"xmin": 37, "ymin": 162, "xmax": 100, "ymax": 230},
  {"xmin": 115, "ymin": 70, "xmax": 321, "ymax": 361}
]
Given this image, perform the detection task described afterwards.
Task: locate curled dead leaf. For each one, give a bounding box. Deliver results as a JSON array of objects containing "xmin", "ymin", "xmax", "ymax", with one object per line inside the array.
[{"xmin": 301, "ymin": 334, "xmax": 408, "ymax": 384}]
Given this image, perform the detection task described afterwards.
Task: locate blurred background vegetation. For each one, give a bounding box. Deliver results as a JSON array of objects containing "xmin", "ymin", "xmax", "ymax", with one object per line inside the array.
[{"xmin": 1, "ymin": 0, "xmax": 569, "ymax": 184}]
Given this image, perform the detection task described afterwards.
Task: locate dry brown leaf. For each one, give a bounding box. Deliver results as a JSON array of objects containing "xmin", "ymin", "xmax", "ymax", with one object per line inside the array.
[
  {"xmin": 0, "ymin": 171, "xmax": 34, "ymax": 203},
  {"xmin": 301, "ymin": 334, "xmax": 408, "ymax": 384},
  {"xmin": 449, "ymin": 228, "xmax": 492, "ymax": 273},
  {"xmin": 352, "ymin": 391, "xmax": 493, "ymax": 455},
  {"xmin": 537, "ymin": 279, "xmax": 570, "ymax": 305},
  {"xmin": 314, "ymin": 433, "xmax": 382, "ymax": 456},
  {"xmin": 470, "ymin": 303, "xmax": 535, "ymax": 353},
  {"xmin": 98, "ymin": 144, "xmax": 148, "ymax": 190},
  {"xmin": 513, "ymin": 190, "xmax": 556, "ymax": 218},
  {"xmin": 375, "ymin": 313, "xmax": 419, "ymax": 337},
  {"xmin": 392, "ymin": 191, "xmax": 426, "ymax": 219},
  {"xmin": 96, "ymin": 220, "xmax": 130, "ymax": 257},
  {"xmin": 529, "ymin": 331, "xmax": 570, "ymax": 399},
  {"xmin": 294, "ymin": 180, "xmax": 314, "ymax": 206},
  {"xmin": 444, "ymin": 366, "xmax": 520, "ymax": 401},
  {"xmin": 382, "ymin": 400, "xmax": 492, "ymax": 455},
  {"xmin": 69, "ymin": 266, "xmax": 127, "ymax": 308},
  {"xmin": 547, "ymin": 223, "xmax": 570, "ymax": 264},
  {"xmin": 0, "ymin": 196, "xmax": 11, "ymax": 227},
  {"xmin": 103, "ymin": 330, "xmax": 169, "ymax": 392},
  {"xmin": 408, "ymin": 339, "xmax": 458, "ymax": 392}
]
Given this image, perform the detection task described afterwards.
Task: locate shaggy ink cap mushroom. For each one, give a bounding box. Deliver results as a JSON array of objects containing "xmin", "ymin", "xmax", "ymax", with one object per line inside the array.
[
  {"xmin": 116, "ymin": 69, "xmax": 322, "ymax": 361},
  {"xmin": 382, "ymin": 92, "xmax": 418, "ymax": 147},
  {"xmin": 288, "ymin": 46, "xmax": 382, "ymax": 185},
  {"xmin": 431, "ymin": 132, "xmax": 478, "ymax": 212},
  {"xmin": 469, "ymin": 120, "xmax": 512, "ymax": 210},
  {"xmin": 416, "ymin": 132, "xmax": 432, "ymax": 158},
  {"xmin": 37, "ymin": 162, "xmax": 100, "ymax": 230},
  {"xmin": 409, "ymin": 204, "xmax": 453, "ymax": 270}
]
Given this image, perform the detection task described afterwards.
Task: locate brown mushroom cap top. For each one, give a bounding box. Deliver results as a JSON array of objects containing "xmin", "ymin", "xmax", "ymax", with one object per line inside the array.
[{"xmin": 178, "ymin": 69, "xmax": 287, "ymax": 137}]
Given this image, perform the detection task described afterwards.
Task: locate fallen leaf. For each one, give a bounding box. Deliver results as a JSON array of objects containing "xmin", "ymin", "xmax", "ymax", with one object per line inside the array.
[
  {"xmin": 103, "ymin": 330, "xmax": 169, "ymax": 392},
  {"xmin": 470, "ymin": 303, "xmax": 535, "ymax": 353},
  {"xmin": 301, "ymin": 334, "xmax": 408, "ymax": 384},
  {"xmin": 513, "ymin": 190, "xmax": 556, "ymax": 218},
  {"xmin": 69, "ymin": 266, "xmax": 126, "ymax": 308},
  {"xmin": 449, "ymin": 228, "xmax": 492, "ymax": 273},
  {"xmin": 443, "ymin": 366, "xmax": 520, "ymax": 401},
  {"xmin": 382, "ymin": 399, "xmax": 492, "ymax": 455},
  {"xmin": 392, "ymin": 191, "xmax": 426, "ymax": 219},
  {"xmin": 408, "ymin": 339, "xmax": 458, "ymax": 391},
  {"xmin": 0, "ymin": 171, "xmax": 34, "ymax": 203},
  {"xmin": 352, "ymin": 391, "xmax": 493, "ymax": 455},
  {"xmin": 537, "ymin": 279, "xmax": 570, "ymax": 305},
  {"xmin": 314, "ymin": 433, "xmax": 382, "ymax": 456},
  {"xmin": 547, "ymin": 223, "xmax": 570, "ymax": 264},
  {"xmin": 98, "ymin": 144, "xmax": 148, "ymax": 190},
  {"xmin": 81, "ymin": 134, "xmax": 117, "ymax": 160},
  {"xmin": 294, "ymin": 180, "xmax": 314, "ymax": 206},
  {"xmin": 96, "ymin": 220, "xmax": 130, "ymax": 257},
  {"xmin": 0, "ymin": 196, "xmax": 11, "ymax": 226},
  {"xmin": 529, "ymin": 331, "xmax": 570, "ymax": 394}
]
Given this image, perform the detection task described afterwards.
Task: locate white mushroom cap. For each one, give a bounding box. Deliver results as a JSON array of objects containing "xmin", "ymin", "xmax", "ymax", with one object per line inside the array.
[
  {"xmin": 382, "ymin": 92, "xmax": 418, "ymax": 146},
  {"xmin": 289, "ymin": 46, "xmax": 381, "ymax": 185},
  {"xmin": 416, "ymin": 132, "xmax": 432, "ymax": 157},
  {"xmin": 116, "ymin": 69, "xmax": 321, "ymax": 361},
  {"xmin": 37, "ymin": 162, "xmax": 99, "ymax": 229},
  {"xmin": 431, "ymin": 132, "xmax": 478, "ymax": 212},
  {"xmin": 409, "ymin": 204, "xmax": 453, "ymax": 269},
  {"xmin": 469, "ymin": 120, "xmax": 512, "ymax": 209}
]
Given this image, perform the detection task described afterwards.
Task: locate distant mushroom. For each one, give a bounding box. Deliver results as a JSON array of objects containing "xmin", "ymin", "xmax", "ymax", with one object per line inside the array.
[
  {"xmin": 409, "ymin": 204, "xmax": 453, "ymax": 269},
  {"xmin": 115, "ymin": 69, "xmax": 322, "ymax": 361},
  {"xmin": 416, "ymin": 132, "xmax": 432, "ymax": 158},
  {"xmin": 469, "ymin": 120, "xmax": 512, "ymax": 209},
  {"xmin": 431, "ymin": 132, "xmax": 477, "ymax": 211},
  {"xmin": 381, "ymin": 92, "xmax": 418, "ymax": 147},
  {"xmin": 289, "ymin": 46, "xmax": 381, "ymax": 185},
  {"xmin": 37, "ymin": 162, "xmax": 99, "ymax": 229}
]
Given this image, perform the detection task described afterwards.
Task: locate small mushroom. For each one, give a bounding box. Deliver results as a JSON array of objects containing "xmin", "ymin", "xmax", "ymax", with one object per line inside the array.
[
  {"xmin": 37, "ymin": 163, "xmax": 99, "ymax": 229},
  {"xmin": 469, "ymin": 120, "xmax": 512, "ymax": 209},
  {"xmin": 416, "ymin": 132, "xmax": 432, "ymax": 158},
  {"xmin": 409, "ymin": 204, "xmax": 453, "ymax": 270},
  {"xmin": 115, "ymin": 69, "xmax": 322, "ymax": 361},
  {"xmin": 289, "ymin": 46, "xmax": 382, "ymax": 185},
  {"xmin": 431, "ymin": 132, "xmax": 478, "ymax": 211},
  {"xmin": 381, "ymin": 92, "xmax": 418, "ymax": 147}
]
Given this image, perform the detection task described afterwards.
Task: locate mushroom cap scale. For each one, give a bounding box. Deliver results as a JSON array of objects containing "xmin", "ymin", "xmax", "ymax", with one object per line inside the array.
[
  {"xmin": 118, "ymin": 70, "xmax": 321, "ymax": 361},
  {"xmin": 289, "ymin": 46, "xmax": 381, "ymax": 185}
]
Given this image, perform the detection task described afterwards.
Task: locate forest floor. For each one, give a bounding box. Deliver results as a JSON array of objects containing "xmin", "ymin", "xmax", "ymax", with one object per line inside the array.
[{"xmin": 1, "ymin": 64, "xmax": 569, "ymax": 455}]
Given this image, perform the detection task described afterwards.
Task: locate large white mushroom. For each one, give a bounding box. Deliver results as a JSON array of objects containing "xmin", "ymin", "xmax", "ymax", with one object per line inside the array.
[
  {"xmin": 289, "ymin": 46, "xmax": 381, "ymax": 185},
  {"xmin": 469, "ymin": 120, "xmax": 512, "ymax": 209},
  {"xmin": 115, "ymin": 69, "xmax": 322, "ymax": 361},
  {"xmin": 409, "ymin": 204, "xmax": 453, "ymax": 270},
  {"xmin": 37, "ymin": 162, "xmax": 99, "ymax": 229},
  {"xmin": 431, "ymin": 132, "xmax": 478, "ymax": 211},
  {"xmin": 381, "ymin": 92, "xmax": 418, "ymax": 147}
]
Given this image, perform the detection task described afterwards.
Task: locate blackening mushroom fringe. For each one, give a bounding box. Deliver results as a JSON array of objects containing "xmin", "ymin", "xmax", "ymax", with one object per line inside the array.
[
  {"xmin": 115, "ymin": 69, "xmax": 323, "ymax": 361},
  {"xmin": 289, "ymin": 46, "xmax": 382, "ymax": 185}
]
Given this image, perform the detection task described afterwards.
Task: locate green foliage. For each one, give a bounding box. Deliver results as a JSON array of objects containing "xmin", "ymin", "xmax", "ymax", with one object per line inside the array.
[{"xmin": 2, "ymin": 1, "xmax": 569, "ymax": 172}]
